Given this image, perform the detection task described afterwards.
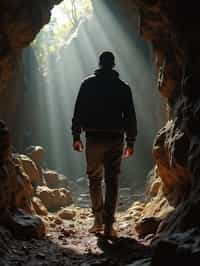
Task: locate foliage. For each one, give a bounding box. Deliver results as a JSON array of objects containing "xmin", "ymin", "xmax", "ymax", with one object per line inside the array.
[{"xmin": 32, "ymin": 0, "xmax": 93, "ymax": 76}]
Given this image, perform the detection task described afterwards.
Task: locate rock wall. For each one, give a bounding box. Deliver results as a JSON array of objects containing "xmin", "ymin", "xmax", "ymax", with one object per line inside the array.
[
  {"xmin": 0, "ymin": 121, "xmax": 46, "ymax": 239},
  {"xmin": 0, "ymin": 0, "xmax": 63, "ymax": 148},
  {"xmin": 116, "ymin": 0, "xmax": 200, "ymax": 237}
]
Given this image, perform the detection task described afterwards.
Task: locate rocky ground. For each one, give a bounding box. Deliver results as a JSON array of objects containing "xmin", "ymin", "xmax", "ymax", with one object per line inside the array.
[
  {"xmin": 0, "ymin": 136, "xmax": 152, "ymax": 266},
  {"xmin": 1, "ymin": 137, "xmax": 198, "ymax": 265},
  {"xmin": 0, "ymin": 206, "xmax": 152, "ymax": 266}
]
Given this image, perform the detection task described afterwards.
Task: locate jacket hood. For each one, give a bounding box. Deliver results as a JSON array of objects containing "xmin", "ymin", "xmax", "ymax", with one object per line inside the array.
[{"xmin": 94, "ymin": 68, "xmax": 119, "ymax": 79}]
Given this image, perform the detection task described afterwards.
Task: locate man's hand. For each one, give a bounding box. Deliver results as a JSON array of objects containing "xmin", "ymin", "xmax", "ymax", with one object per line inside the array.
[
  {"xmin": 73, "ymin": 140, "xmax": 84, "ymax": 152},
  {"xmin": 123, "ymin": 147, "xmax": 134, "ymax": 158}
]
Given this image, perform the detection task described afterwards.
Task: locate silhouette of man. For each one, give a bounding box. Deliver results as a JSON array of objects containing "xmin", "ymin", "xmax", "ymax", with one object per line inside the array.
[{"xmin": 72, "ymin": 51, "xmax": 137, "ymax": 237}]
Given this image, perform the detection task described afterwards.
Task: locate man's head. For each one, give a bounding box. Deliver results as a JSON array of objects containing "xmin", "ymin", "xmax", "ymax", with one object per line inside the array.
[{"xmin": 99, "ymin": 51, "xmax": 115, "ymax": 69}]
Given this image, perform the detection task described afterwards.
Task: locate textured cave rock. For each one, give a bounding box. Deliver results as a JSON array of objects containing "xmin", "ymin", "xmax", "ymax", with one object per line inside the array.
[
  {"xmin": 17, "ymin": 154, "xmax": 44, "ymax": 187},
  {"xmin": 130, "ymin": 168, "xmax": 174, "ymax": 238},
  {"xmin": 0, "ymin": 0, "xmax": 63, "ymax": 145},
  {"xmin": 107, "ymin": 0, "xmax": 200, "ymax": 242},
  {"xmin": 153, "ymin": 120, "xmax": 190, "ymax": 204},
  {"xmin": 0, "ymin": 121, "xmax": 33, "ymax": 213},
  {"xmin": 0, "ymin": 121, "xmax": 46, "ymax": 239},
  {"xmin": 35, "ymin": 186, "xmax": 73, "ymax": 211},
  {"xmin": 136, "ymin": 1, "xmax": 200, "ymax": 235}
]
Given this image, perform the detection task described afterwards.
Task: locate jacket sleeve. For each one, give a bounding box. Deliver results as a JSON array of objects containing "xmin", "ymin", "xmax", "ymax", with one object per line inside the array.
[
  {"xmin": 123, "ymin": 85, "xmax": 137, "ymax": 148},
  {"xmin": 71, "ymin": 82, "xmax": 85, "ymax": 141}
]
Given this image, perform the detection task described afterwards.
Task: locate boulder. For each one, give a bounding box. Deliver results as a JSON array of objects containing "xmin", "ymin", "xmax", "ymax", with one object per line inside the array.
[
  {"xmin": 0, "ymin": 209, "xmax": 45, "ymax": 239},
  {"xmin": 0, "ymin": 157, "xmax": 35, "ymax": 214},
  {"xmin": 17, "ymin": 154, "xmax": 43, "ymax": 186},
  {"xmin": 134, "ymin": 168, "xmax": 175, "ymax": 226},
  {"xmin": 0, "ymin": 121, "xmax": 35, "ymax": 214},
  {"xmin": 32, "ymin": 197, "xmax": 48, "ymax": 216},
  {"xmin": 14, "ymin": 164, "xmax": 35, "ymax": 214},
  {"xmin": 25, "ymin": 146, "xmax": 45, "ymax": 164},
  {"xmin": 135, "ymin": 217, "xmax": 162, "ymax": 238},
  {"xmin": 44, "ymin": 170, "xmax": 60, "ymax": 188},
  {"xmin": 57, "ymin": 208, "xmax": 76, "ymax": 220},
  {"xmin": 36, "ymin": 186, "xmax": 73, "ymax": 211}
]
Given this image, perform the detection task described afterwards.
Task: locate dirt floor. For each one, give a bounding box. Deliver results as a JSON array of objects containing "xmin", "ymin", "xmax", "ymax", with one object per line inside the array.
[{"xmin": 0, "ymin": 207, "xmax": 152, "ymax": 266}]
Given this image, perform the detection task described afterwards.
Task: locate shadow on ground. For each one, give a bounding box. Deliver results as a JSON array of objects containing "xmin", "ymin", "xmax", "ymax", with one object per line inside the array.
[
  {"xmin": 0, "ymin": 227, "xmax": 152, "ymax": 266},
  {"xmin": 97, "ymin": 235, "xmax": 152, "ymax": 265}
]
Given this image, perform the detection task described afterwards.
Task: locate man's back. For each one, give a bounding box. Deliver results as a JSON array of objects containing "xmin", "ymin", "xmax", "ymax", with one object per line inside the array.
[{"xmin": 74, "ymin": 68, "xmax": 134, "ymax": 133}]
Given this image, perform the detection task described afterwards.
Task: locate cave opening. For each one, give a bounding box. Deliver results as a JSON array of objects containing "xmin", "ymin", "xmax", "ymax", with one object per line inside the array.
[{"xmin": 20, "ymin": 0, "xmax": 164, "ymax": 203}]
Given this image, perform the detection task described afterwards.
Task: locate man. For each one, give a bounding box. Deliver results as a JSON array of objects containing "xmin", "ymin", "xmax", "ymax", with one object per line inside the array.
[{"xmin": 72, "ymin": 51, "xmax": 137, "ymax": 237}]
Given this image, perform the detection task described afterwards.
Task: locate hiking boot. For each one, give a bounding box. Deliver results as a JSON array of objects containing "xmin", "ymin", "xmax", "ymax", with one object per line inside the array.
[
  {"xmin": 88, "ymin": 223, "xmax": 104, "ymax": 233},
  {"xmin": 104, "ymin": 224, "xmax": 117, "ymax": 238}
]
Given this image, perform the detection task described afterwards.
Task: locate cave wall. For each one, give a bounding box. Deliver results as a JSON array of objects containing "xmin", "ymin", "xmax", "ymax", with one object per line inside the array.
[
  {"xmin": 117, "ymin": 0, "xmax": 200, "ymax": 234},
  {"xmin": 0, "ymin": 0, "xmax": 63, "ymax": 148}
]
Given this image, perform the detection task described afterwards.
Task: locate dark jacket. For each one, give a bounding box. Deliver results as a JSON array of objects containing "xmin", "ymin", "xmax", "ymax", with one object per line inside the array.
[{"xmin": 72, "ymin": 68, "xmax": 137, "ymax": 147}]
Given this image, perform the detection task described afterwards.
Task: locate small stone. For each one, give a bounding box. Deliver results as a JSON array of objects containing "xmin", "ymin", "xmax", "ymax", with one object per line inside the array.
[
  {"xmin": 36, "ymin": 186, "xmax": 73, "ymax": 210},
  {"xmin": 50, "ymin": 222, "xmax": 56, "ymax": 228},
  {"xmin": 61, "ymin": 228, "xmax": 75, "ymax": 237},
  {"xmin": 124, "ymin": 215, "xmax": 133, "ymax": 220},
  {"xmin": 44, "ymin": 170, "xmax": 60, "ymax": 188},
  {"xmin": 32, "ymin": 197, "xmax": 48, "ymax": 216},
  {"xmin": 26, "ymin": 146, "xmax": 45, "ymax": 164},
  {"xmin": 58, "ymin": 208, "xmax": 76, "ymax": 220},
  {"xmin": 135, "ymin": 216, "xmax": 161, "ymax": 238},
  {"xmin": 54, "ymin": 217, "xmax": 63, "ymax": 225}
]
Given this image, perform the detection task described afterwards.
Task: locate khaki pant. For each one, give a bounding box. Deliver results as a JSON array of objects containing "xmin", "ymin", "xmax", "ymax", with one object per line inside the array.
[{"xmin": 86, "ymin": 137, "xmax": 124, "ymax": 225}]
